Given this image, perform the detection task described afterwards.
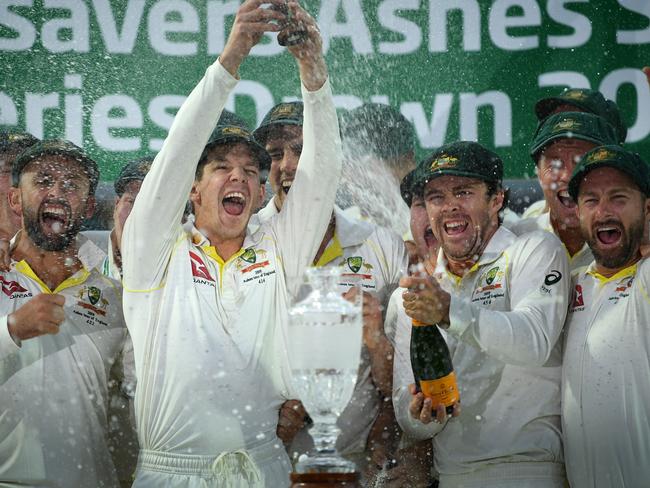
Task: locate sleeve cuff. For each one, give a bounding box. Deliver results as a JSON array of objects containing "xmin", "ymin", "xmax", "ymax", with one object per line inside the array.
[
  {"xmin": 301, "ymin": 76, "xmax": 331, "ymax": 100},
  {"xmin": 447, "ymin": 294, "xmax": 476, "ymax": 338},
  {"xmin": 0, "ymin": 315, "xmax": 21, "ymax": 358},
  {"xmin": 215, "ymin": 58, "xmax": 240, "ymax": 85}
]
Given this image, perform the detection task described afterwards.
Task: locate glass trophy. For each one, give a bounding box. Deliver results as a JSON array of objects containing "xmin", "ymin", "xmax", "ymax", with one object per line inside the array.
[{"xmin": 287, "ymin": 267, "xmax": 363, "ymax": 473}]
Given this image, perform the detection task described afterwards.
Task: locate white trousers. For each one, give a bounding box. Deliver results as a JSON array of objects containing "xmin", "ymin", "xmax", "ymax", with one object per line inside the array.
[
  {"xmin": 439, "ymin": 462, "xmax": 568, "ymax": 488},
  {"xmin": 132, "ymin": 440, "xmax": 292, "ymax": 488}
]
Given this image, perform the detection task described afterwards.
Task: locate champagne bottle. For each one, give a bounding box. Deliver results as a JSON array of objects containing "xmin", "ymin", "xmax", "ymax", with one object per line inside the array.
[{"xmin": 410, "ymin": 319, "xmax": 459, "ymax": 415}]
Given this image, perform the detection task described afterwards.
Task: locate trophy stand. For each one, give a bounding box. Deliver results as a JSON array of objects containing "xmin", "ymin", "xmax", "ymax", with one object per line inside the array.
[
  {"xmin": 290, "ymin": 472, "xmax": 359, "ymax": 487},
  {"xmin": 287, "ymin": 267, "xmax": 364, "ymax": 488}
]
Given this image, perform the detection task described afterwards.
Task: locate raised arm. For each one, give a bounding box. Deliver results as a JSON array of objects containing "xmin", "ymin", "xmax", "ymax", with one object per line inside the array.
[
  {"xmin": 270, "ymin": 4, "xmax": 342, "ymax": 293},
  {"xmin": 122, "ymin": 0, "xmax": 284, "ymax": 291}
]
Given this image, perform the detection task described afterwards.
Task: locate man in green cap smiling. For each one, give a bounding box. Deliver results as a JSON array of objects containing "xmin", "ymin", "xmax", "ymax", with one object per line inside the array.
[
  {"xmin": 523, "ymin": 88, "xmax": 626, "ymax": 219},
  {"xmin": 395, "ymin": 141, "xmax": 571, "ymax": 487},
  {"xmin": 513, "ymin": 111, "xmax": 619, "ymax": 270},
  {"xmin": 563, "ymin": 145, "xmax": 650, "ymax": 487},
  {"xmin": 0, "ymin": 138, "xmax": 133, "ymax": 487},
  {"xmin": 120, "ymin": 2, "xmax": 343, "ymax": 485}
]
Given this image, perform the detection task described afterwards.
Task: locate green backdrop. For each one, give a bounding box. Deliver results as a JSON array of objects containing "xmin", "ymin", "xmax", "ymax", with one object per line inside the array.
[{"xmin": 1, "ymin": 0, "xmax": 649, "ymax": 180}]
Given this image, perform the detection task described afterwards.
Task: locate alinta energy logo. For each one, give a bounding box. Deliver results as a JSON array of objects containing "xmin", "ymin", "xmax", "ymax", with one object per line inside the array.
[{"xmin": 0, "ymin": 277, "xmax": 31, "ymax": 299}]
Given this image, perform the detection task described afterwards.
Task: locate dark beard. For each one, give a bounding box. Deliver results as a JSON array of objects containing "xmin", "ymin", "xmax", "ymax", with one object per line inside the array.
[
  {"xmin": 23, "ymin": 207, "xmax": 83, "ymax": 252},
  {"xmin": 587, "ymin": 218, "xmax": 645, "ymax": 270}
]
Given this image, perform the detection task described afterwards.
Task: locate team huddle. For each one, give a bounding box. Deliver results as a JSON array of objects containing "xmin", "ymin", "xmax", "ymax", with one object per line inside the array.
[{"xmin": 1, "ymin": 1, "xmax": 649, "ymax": 487}]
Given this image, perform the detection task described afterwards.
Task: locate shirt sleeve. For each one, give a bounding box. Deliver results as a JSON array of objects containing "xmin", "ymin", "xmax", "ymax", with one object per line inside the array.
[
  {"xmin": 270, "ymin": 78, "xmax": 342, "ymax": 296},
  {"xmin": 121, "ymin": 60, "xmax": 238, "ymax": 291},
  {"xmin": 0, "ymin": 315, "xmax": 20, "ymax": 360},
  {"xmin": 447, "ymin": 231, "xmax": 570, "ymax": 367}
]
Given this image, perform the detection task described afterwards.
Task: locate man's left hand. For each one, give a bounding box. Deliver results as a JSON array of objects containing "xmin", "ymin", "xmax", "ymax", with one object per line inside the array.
[{"xmin": 399, "ymin": 275, "xmax": 451, "ymax": 327}]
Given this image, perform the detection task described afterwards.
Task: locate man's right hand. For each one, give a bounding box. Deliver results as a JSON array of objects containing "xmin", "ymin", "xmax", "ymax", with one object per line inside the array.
[
  {"xmin": 284, "ymin": 2, "xmax": 327, "ymax": 91},
  {"xmin": 220, "ymin": 0, "xmax": 286, "ymax": 77},
  {"xmin": 277, "ymin": 399, "xmax": 308, "ymax": 448},
  {"xmin": 408, "ymin": 383, "xmax": 460, "ymax": 425},
  {"xmin": 7, "ymin": 294, "xmax": 66, "ymax": 342}
]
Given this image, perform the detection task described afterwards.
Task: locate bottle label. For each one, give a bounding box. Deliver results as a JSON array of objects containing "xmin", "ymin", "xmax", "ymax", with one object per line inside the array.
[{"xmin": 419, "ymin": 371, "xmax": 460, "ymax": 407}]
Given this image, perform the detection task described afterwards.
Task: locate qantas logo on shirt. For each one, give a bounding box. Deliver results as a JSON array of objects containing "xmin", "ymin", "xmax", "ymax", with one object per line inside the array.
[
  {"xmin": 189, "ymin": 251, "xmax": 215, "ymax": 282},
  {"xmin": 0, "ymin": 277, "xmax": 31, "ymax": 299},
  {"xmin": 571, "ymin": 284, "xmax": 585, "ymax": 311}
]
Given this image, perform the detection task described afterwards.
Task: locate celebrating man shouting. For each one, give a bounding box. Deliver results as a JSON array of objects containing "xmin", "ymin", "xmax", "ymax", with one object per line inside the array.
[{"xmin": 121, "ymin": 1, "xmax": 341, "ymax": 486}]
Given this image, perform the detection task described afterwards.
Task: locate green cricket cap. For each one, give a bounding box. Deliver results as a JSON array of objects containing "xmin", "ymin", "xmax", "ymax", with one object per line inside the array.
[
  {"xmin": 12, "ymin": 139, "xmax": 99, "ymax": 194},
  {"xmin": 400, "ymin": 168, "xmax": 418, "ymax": 207},
  {"xmin": 0, "ymin": 129, "xmax": 39, "ymax": 154},
  {"xmin": 114, "ymin": 156, "xmax": 154, "ymax": 196},
  {"xmin": 535, "ymin": 88, "xmax": 627, "ymax": 143},
  {"xmin": 569, "ymin": 145, "xmax": 650, "ymax": 200},
  {"xmin": 340, "ymin": 103, "xmax": 415, "ymax": 160},
  {"xmin": 530, "ymin": 111, "xmax": 619, "ymax": 160},
  {"xmin": 204, "ymin": 110, "xmax": 270, "ymax": 171},
  {"xmin": 412, "ymin": 141, "xmax": 503, "ymax": 192},
  {"xmin": 253, "ymin": 102, "xmax": 304, "ymax": 145}
]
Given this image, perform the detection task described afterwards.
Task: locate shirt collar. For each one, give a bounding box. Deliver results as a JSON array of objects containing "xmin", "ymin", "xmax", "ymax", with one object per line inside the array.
[
  {"xmin": 9, "ymin": 230, "xmax": 106, "ymax": 272},
  {"xmin": 435, "ymin": 225, "xmax": 515, "ymax": 278}
]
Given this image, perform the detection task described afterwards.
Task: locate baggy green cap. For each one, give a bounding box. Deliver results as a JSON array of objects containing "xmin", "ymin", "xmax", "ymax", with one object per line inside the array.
[
  {"xmin": 0, "ymin": 129, "xmax": 39, "ymax": 154},
  {"xmin": 253, "ymin": 102, "xmax": 304, "ymax": 145},
  {"xmin": 400, "ymin": 168, "xmax": 417, "ymax": 207},
  {"xmin": 114, "ymin": 156, "xmax": 154, "ymax": 196},
  {"xmin": 204, "ymin": 110, "xmax": 270, "ymax": 171},
  {"xmin": 530, "ymin": 112, "xmax": 618, "ymax": 160},
  {"xmin": 535, "ymin": 88, "xmax": 627, "ymax": 143},
  {"xmin": 340, "ymin": 103, "xmax": 415, "ymax": 159},
  {"xmin": 569, "ymin": 145, "xmax": 650, "ymax": 200},
  {"xmin": 13, "ymin": 139, "xmax": 100, "ymax": 194},
  {"xmin": 412, "ymin": 141, "xmax": 503, "ymax": 192}
]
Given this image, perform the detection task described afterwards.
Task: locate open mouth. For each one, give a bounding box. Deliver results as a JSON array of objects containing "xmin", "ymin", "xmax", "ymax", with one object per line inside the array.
[
  {"xmin": 40, "ymin": 205, "xmax": 70, "ymax": 233},
  {"xmin": 424, "ymin": 227, "xmax": 437, "ymax": 249},
  {"xmin": 443, "ymin": 220, "xmax": 468, "ymax": 236},
  {"xmin": 556, "ymin": 189, "xmax": 576, "ymax": 209},
  {"xmin": 222, "ymin": 192, "xmax": 246, "ymax": 216},
  {"xmin": 596, "ymin": 225, "xmax": 622, "ymax": 246},
  {"xmin": 281, "ymin": 180, "xmax": 292, "ymax": 195}
]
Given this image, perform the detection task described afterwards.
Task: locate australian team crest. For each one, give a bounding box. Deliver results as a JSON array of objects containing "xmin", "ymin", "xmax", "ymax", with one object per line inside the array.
[
  {"xmin": 430, "ymin": 154, "xmax": 458, "ymax": 171},
  {"xmin": 347, "ymin": 256, "xmax": 363, "ymax": 273},
  {"xmin": 87, "ymin": 286, "xmax": 101, "ymax": 305},
  {"xmin": 553, "ymin": 118, "xmax": 580, "ymax": 132},
  {"xmin": 564, "ymin": 90, "xmax": 587, "ymax": 101},
  {"xmin": 241, "ymin": 248, "xmax": 256, "ymax": 264},
  {"xmin": 485, "ymin": 266, "xmax": 499, "ymax": 285}
]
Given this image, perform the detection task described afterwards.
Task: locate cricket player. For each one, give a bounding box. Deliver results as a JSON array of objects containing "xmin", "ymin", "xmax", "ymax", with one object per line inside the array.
[
  {"xmin": 102, "ymin": 157, "xmax": 153, "ymax": 280},
  {"xmin": 250, "ymin": 100, "xmax": 407, "ymax": 476},
  {"xmin": 379, "ymin": 168, "xmax": 438, "ymax": 486},
  {"xmin": 513, "ymin": 111, "xmax": 619, "ymax": 270},
  {"xmin": 0, "ymin": 139, "xmax": 132, "ymax": 487},
  {"xmin": 120, "ymin": 1, "xmax": 341, "ymax": 486},
  {"xmin": 394, "ymin": 141, "xmax": 570, "ymax": 487},
  {"xmin": 0, "ymin": 130, "xmax": 38, "ymax": 240},
  {"xmin": 563, "ymin": 145, "xmax": 650, "ymax": 487},
  {"xmin": 523, "ymin": 88, "xmax": 626, "ymax": 219}
]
